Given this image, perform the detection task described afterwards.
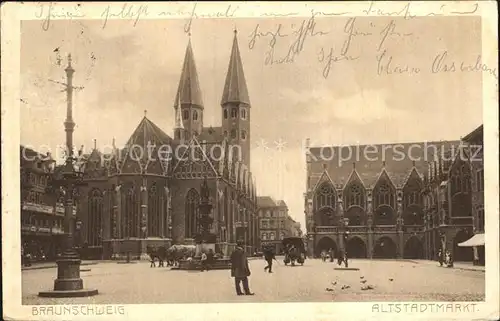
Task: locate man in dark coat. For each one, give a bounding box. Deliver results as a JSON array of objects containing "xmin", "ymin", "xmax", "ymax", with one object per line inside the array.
[
  {"xmin": 263, "ymin": 246, "xmax": 275, "ymax": 273},
  {"xmin": 230, "ymin": 240, "xmax": 254, "ymax": 295}
]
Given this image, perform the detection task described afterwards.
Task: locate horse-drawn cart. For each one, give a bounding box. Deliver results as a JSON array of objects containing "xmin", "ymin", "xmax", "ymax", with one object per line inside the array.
[{"xmin": 282, "ymin": 237, "xmax": 306, "ymax": 266}]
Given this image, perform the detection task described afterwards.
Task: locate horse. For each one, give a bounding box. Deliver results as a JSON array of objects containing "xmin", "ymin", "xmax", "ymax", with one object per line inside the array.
[{"xmin": 147, "ymin": 246, "xmax": 167, "ymax": 267}]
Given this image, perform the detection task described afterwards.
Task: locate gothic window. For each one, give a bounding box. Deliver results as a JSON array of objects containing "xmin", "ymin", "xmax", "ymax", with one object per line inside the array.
[
  {"xmin": 185, "ymin": 189, "xmax": 200, "ymax": 238},
  {"xmin": 148, "ymin": 184, "xmax": 162, "ymax": 237},
  {"xmin": 183, "ymin": 109, "xmax": 189, "ymax": 120},
  {"xmin": 109, "ymin": 186, "xmax": 116, "ymax": 239},
  {"xmin": 122, "ymin": 185, "xmax": 138, "ymax": 238},
  {"xmin": 262, "ymin": 233, "xmax": 267, "ymax": 240},
  {"xmin": 403, "ymin": 178, "xmax": 421, "ymax": 209},
  {"xmin": 231, "ymin": 108, "xmax": 238, "ymax": 118},
  {"xmin": 193, "ymin": 110, "xmax": 198, "ymax": 121},
  {"xmin": 344, "ymin": 183, "xmax": 365, "ymax": 209},
  {"xmin": 477, "ymin": 207, "xmax": 485, "ymax": 232},
  {"xmin": 476, "ymin": 169, "xmax": 484, "ymax": 192},
  {"xmin": 241, "ymin": 108, "xmax": 247, "ymax": 120},
  {"xmin": 314, "ymin": 182, "xmax": 335, "ymax": 210},
  {"xmin": 280, "ymin": 232, "xmax": 285, "ymax": 240},
  {"xmin": 224, "ymin": 109, "xmax": 228, "ymax": 119},
  {"xmin": 231, "ymin": 129, "xmax": 236, "ymax": 139},
  {"xmin": 241, "ymin": 130, "xmax": 247, "ymax": 140},
  {"xmin": 374, "ymin": 181, "xmax": 395, "ymax": 209},
  {"xmin": 88, "ymin": 189, "xmax": 103, "ymax": 247},
  {"xmin": 269, "ymin": 232, "xmax": 275, "ymax": 240}
]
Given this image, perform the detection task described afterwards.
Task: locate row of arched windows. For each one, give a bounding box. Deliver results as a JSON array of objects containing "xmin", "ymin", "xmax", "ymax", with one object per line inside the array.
[
  {"xmin": 223, "ymin": 107, "xmax": 247, "ymax": 120},
  {"xmin": 313, "ymin": 172, "xmax": 423, "ymax": 227},
  {"xmin": 182, "ymin": 109, "xmax": 201, "ymax": 121},
  {"xmin": 223, "ymin": 129, "xmax": 247, "ymax": 140}
]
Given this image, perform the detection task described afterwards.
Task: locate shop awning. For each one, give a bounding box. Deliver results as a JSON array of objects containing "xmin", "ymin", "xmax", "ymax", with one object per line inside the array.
[{"xmin": 458, "ymin": 233, "xmax": 485, "ymax": 247}]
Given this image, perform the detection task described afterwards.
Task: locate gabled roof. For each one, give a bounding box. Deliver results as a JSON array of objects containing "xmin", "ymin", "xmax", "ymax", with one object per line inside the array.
[
  {"xmin": 174, "ymin": 39, "xmax": 204, "ymax": 108},
  {"xmin": 171, "ymin": 135, "xmax": 218, "ymax": 176},
  {"xmin": 462, "ymin": 124, "xmax": 483, "ymax": 144},
  {"xmin": 198, "ymin": 126, "xmax": 223, "ymax": 143},
  {"xmin": 307, "ymin": 141, "xmax": 457, "ymax": 189},
  {"xmin": 221, "ymin": 30, "xmax": 250, "ymax": 106},
  {"xmin": 120, "ymin": 116, "xmax": 173, "ymax": 174},
  {"xmin": 276, "ymin": 200, "xmax": 288, "ymax": 208},
  {"xmin": 257, "ymin": 196, "xmax": 276, "ymax": 208}
]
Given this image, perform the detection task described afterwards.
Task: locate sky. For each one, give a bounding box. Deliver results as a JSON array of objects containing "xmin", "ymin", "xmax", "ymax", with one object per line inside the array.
[{"xmin": 20, "ymin": 15, "xmax": 484, "ymax": 230}]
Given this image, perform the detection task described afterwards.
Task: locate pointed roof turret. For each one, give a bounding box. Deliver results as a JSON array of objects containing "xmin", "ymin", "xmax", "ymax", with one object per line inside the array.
[
  {"xmin": 174, "ymin": 95, "xmax": 185, "ymax": 129},
  {"xmin": 174, "ymin": 38, "xmax": 204, "ymax": 109},
  {"xmin": 221, "ymin": 29, "xmax": 250, "ymax": 106}
]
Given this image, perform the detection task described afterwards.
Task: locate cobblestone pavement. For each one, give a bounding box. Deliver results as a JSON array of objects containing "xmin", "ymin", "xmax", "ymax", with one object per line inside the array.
[{"xmin": 22, "ymin": 258, "xmax": 485, "ymax": 305}]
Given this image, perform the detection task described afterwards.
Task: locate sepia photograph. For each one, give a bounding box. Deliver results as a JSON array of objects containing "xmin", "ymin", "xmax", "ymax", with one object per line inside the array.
[{"xmin": 2, "ymin": 1, "xmax": 499, "ymax": 320}]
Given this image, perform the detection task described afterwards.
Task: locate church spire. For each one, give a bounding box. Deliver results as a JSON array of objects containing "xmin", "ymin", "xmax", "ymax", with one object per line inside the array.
[
  {"xmin": 221, "ymin": 29, "xmax": 250, "ymax": 106},
  {"xmin": 174, "ymin": 38, "xmax": 203, "ymax": 109}
]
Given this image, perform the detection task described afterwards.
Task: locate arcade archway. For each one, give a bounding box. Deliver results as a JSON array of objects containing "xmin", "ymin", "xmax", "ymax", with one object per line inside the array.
[
  {"xmin": 346, "ymin": 237, "xmax": 367, "ymax": 258},
  {"xmin": 316, "ymin": 236, "xmax": 337, "ymax": 258},
  {"xmin": 373, "ymin": 236, "xmax": 397, "ymax": 259},
  {"xmin": 453, "ymin": 230, "xmax": 473, "ymax": 261},
  {"xmin": 403, "ymin": 236, "xmax": 424, "ymax": 259}
]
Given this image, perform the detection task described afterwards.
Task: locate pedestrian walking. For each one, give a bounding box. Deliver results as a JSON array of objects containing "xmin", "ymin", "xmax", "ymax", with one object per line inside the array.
[
  {"xmin": 263, "ymin": 246, "xmax": 275, "ymax": 273},
  {"xmin": 200, "ymin": 252, "xmax": 208, "ymax": 271},
  {"xmin": 230, "ymin": 240, "xmax": 254, "ymax": 296}
]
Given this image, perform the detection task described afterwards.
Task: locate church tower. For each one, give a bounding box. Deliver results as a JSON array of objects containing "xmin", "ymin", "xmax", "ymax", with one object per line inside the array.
[
  {"xmin": 221, "ymin": 30, "xmax": 251, "ymax": 167},
  {"xmin": 174, "ymin": 37, "xmax": 204, "ymax": 140}
]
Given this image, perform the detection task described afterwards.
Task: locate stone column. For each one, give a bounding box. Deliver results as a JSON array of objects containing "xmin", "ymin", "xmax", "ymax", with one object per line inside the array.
[
  {"xmin": 366, "ymin": 190, "xmax": 374, "ymax": 259},
  {"xmin": 396, "ymin": 191, "xmax": 404, "ymax": 258},
  {"xmin": 163, "ymin": 186, "xmax": 169, "ymax": 239}
]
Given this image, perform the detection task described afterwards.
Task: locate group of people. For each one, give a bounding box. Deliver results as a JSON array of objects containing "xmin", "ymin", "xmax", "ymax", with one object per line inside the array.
[
  {"xmin": 437, "ymin": 249, "xmax": 454, "ymax": 267},
  {"xmin": 320, "ymin": 248, "xmax": 348, "ymax": 268}
]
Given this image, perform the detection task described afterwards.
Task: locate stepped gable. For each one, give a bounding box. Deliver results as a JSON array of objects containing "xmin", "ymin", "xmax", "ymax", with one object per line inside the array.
[
  {"xmin": 120, "ymin": 115, "xmax": 173, "ymax": 175},
  {"xmin": 308, "ymin": 141, "xmax": 458, "ymax": 189}
]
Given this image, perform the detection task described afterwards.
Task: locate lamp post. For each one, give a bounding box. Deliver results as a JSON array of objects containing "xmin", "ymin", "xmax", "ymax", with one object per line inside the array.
[
  {"xmin": 39, "ymin": 54, "xmax": 97, "ymax": 298},
  {"xmin": 342, "ymin": 218, "xmax": 350, "ymax": 267}
]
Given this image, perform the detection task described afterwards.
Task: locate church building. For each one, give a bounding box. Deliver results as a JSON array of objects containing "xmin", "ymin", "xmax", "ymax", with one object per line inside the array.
[{"xmin": 70, "ymin": 31, "xmax": 259, "ymax": 259}]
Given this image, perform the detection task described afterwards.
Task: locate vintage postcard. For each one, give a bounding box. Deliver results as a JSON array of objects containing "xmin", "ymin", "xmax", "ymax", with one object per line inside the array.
[{"xmin": 1, "ymin": 1, "xmax": 499, "ymax": 320}]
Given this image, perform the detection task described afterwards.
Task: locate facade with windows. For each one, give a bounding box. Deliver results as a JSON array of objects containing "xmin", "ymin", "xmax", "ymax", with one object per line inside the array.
[
  {"xmin": 20, "ymin": 146, "xmax": 71, "ymax": 261},
  {"xmin": 258, "ymin": 197, "xmax": 296, "ymax": 253},
  {"xmin": 303, "ymin": 139, "xmax": 476, "ymax": 260},
  {"xmin": 68, "ymin": 31, "xmax": 259, "ymax": 260},
  {"xmin": 456, "ymin": 125, "xmax": 484, "ymax": 265}
]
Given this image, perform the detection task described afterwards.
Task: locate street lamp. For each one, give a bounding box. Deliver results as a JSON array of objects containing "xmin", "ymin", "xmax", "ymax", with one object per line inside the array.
[{"xmin": 39, "ymin": 54, "xmax": 97, "ymax": 298}]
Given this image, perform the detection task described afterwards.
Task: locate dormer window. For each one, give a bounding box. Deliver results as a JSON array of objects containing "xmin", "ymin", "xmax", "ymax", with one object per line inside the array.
[
  {"xmin": 231, "ymin": 108, "xmax": 238, "ymax": 118},
  {"xmin": 193, "ymin": 110, "xmax": 198, "ymax": 121},
  {"xmin": 241, "ymin": 108, "xmax": 247, "ymax": 120},
  {"xmin": 183, "ymin": 110, "xmax": 189, "ymax": 120}
]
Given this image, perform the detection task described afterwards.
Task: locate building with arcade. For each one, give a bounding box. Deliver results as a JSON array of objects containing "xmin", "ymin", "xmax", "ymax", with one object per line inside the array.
[{"xmin": 303, "ymin": 138, "xmax": 480, "ymax": 261}]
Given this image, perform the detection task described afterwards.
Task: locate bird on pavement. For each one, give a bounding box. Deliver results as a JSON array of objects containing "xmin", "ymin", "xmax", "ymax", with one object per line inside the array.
[
  {"xmin": 389, "ymin": 278, "xmax": 394, "ymax": 282},
  {"xmin": 360, "ymin": 280, "xmax": 367, "ymax": 284},
  {"xmin": 360, "ymin": 276, "xmax": 364, "ymax": 279},
  {"xmin": 325, "ymin": 288, "xmax": 334, "ymax": 292},
  {"xmin": 341, "ymin": 285, "xmax": 351, "ymax": 290},
  {"xmin": 331, "ymin": 281, "xmax": 337, "ymax": 286},
  {"xmin": 361, "ymin": 285, "xmax": 374, "ymax": 291}
]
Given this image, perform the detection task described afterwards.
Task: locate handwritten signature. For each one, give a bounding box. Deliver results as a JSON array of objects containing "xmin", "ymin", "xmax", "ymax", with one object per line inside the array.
[
  {"xmin": 318, "ymin": 47, "xmax": 359, "ymax": 79},
  {"xmin": 432, "ymin": 51, "xmax": 498, "ymax": 79},
  {"xmin": 184, "ymin": 3, "xmax": 239, "ymax": 34},
  {"xmin": 101, "ymin": 4, "xmax": 149, "ymax": 29},
  {"xmin": 35, "ymin": 2, "xmax": 85, "ymax": 31},
  {"xmin": 249, "ymin": 13, "xmax": 329, "ymax": 65}
]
